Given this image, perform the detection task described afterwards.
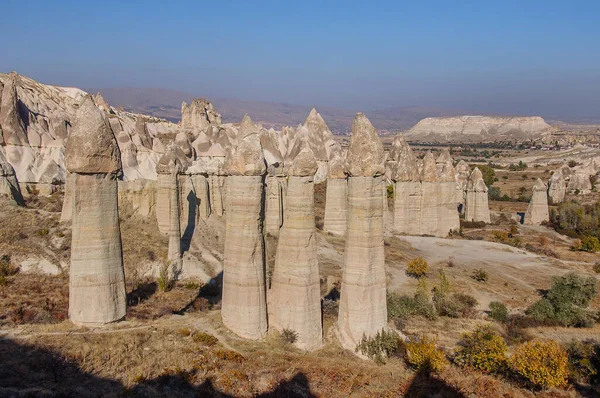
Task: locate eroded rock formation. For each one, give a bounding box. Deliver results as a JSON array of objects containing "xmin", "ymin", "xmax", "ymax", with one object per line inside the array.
[
  {"xmin": 338, "ymin": 113, "xmax": 387, "ymax": 350},
  {"xmin": 464, "ymin": 167, "xmax": 491, "ymax": 223},
  {"xmin": 270, "ymin": 138, "xmax": 322, "ymax": 350},
  {"xmin": 221, "ymin": 115, "xmax": 268, "ymax": 340},
  {"xmin": 524, "ymin": 178, "xmax": 549, "ymax": 225},
  {"xmin": 181, "ymin": 99, "xmax": 222, "ymax": 130},
  {"xmin": 391, "ymin": 135, "xmax": 421, "ymax": 235},
  {"xmin": 548, "ymin": 170, "xmax": 566, "ymax": 204},
  {"xmin": 66, "ymin": 97, "xmax": 126, "ymax": 326},
  {"xmin": 0, "ymin": 150, "xmax": 24, "ymax": 204},
  {"xmin": 323, "ymin": 154, "xmax": 347, "ymax": 235}
]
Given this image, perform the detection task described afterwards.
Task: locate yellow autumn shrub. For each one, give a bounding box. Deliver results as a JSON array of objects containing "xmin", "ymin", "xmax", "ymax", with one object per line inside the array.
[
  {"xmin": 405, "ymin": 335, "xmax": 448, "ymax": 372},
  {"xmin": 454, "ymin": 324, "xmax": 508, "ymax": 373},
  {"xmin": 406, "ymin": 257, "xmax": 429, "ymax": 278},
  {"xmin": 510, "ymin": 339, "xmax": 569, "ymax": 389}
]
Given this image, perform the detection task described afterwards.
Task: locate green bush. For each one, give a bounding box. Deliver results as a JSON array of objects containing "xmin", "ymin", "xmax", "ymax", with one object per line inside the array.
[
  {"xmin": 526, "ymin": 272, "xmax": 598, "ymax": 327},
  {"xmin": 387, "ymin": 280, "xmax": 437, "ymax": 327},
  {"xmin": 511, "ymin": 339, "xmax": 569, "ymax": 389},
  {"xmin": 386, "ymin": 184, "xmax": 394, "ymax": 199},
  {"xmin": 565, "ymin": 339, "xmax": 600, "ymax": 385},
  {"xmin": 577, "ymin": 236, "xmax": 600, "ymax": 252},
  {"xmin": 454, "ymin": 324, "xmax": 508, "ymax": 374},
  {"xmin": 441, "ymin": 293, "xmax": 478, "ymax": 318},
  {"xmin": 355, "ymin": 329, "xmax": 401, "ymax": 364},
  {"xmin": 488, "ymin": 301, "xmax": 509, "ymax": 323},
  {"xmin": 281, "ymin": 329, "xmax": 298, "ymax": 345},
  {"xmin": 471, "ymin": 268, "xmax": 489, "ymax": 282}
]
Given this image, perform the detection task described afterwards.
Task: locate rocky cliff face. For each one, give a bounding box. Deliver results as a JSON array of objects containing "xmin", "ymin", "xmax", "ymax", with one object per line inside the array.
[{"xmin": 405, "ymin": 116, "xmax": 552, "ymax": 142}]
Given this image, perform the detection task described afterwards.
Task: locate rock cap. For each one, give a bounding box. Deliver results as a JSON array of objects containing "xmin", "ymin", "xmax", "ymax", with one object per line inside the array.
[{"xmin": 344, "ymin": 113, "xmax": 385, "ymax": 177}]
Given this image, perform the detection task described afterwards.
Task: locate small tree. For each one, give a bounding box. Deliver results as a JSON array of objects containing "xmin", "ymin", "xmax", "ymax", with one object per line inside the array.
[
  {"xmin": 355, "ymin": 329, "xmax": 400, "ymax": 364},
  {"xmin": 488, "ymin": 301, "xmax": 508, "ymax": 323}
]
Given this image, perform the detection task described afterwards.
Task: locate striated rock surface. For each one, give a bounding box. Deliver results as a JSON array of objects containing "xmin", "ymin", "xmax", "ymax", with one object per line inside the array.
[
  {"xmin": 264, "ymin": 175, "xmax": 286, "ymax": 234},
  {"xmin": 155, "ymin": 144, "xmax": 190, "ymax": 234},
  {"xmin": 438, "ymin": 161, "xmax": 460, "ymax": 234},
  {"xmin": 405, "ymin": 116, "xmax": 552, "ymax": 142},
  {"xmin": 323, "ymin": 154, "xmax": 347, "ymax": 235},
  {"xmin": 548, "ymin": 170, "xmax": 566, "ymax": 204},
  {"xmin": 221, "ymin": 175, "xmax": 267, "ymax": 340},
  {"xmin": 455, "ymin": 160, "xmax": 471, "ymax": 211},
  {"xmin": 338, "ymin": 113, "xmax": 387, "ymax": 350},
  {"xmin": 270, "ymin": 143, "xmax": 321, "ymax": 350},
  {"xmin": 67, "ymin": 98, "xmax": 125, "ymax": 326},
  {"xmin": 524, "ymin": 178, "xmax": 549, "ymax": 225},
  {"xmin": 464, "ymin": 167, "xmax": 490, "ymax": 223}
]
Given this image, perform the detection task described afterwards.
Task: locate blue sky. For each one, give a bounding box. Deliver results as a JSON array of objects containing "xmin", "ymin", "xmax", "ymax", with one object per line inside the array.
[{"xmin": 2, "ymin": 0, "xmax": 599, "ymax": 119}]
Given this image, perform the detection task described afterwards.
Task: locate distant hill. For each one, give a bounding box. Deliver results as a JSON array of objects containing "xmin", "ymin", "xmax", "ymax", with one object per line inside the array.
[{"xmin": 87, "ymin": 87, "xmax": 465, "ymax": 134}]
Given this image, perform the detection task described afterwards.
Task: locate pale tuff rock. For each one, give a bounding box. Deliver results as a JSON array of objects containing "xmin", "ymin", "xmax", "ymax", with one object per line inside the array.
[
  {"xmin": 265, "ymin": 176, "xmax": 286, "ymax": 234},
  {"xmin": 338, "ymin": 176, "xmax": 387, "ymax": 349},
  {"xmin": 524, "ymin": 178, "xmax": 549, "ymax": 225},
  {"xmin": 338, "ymin": 114, "xmax": 387, "ymax": 349},
  {"xmin": 464, "ymin": 167, "xmax": 491, "ymax": 223},
  {"xmin": 156, "ymin": 144, "xmax": 189, "ymax": 235},
  {"xmin": 117, "ymin": 179, "xmax": 157, "ymax": 218},
  {"xmin": 548, "ymin": 170, "xmax": 566, "ymax": 204},
  {"xmin": 270, "ymin": 175, "xmax": 322, "ymax": 350},
  {"xmin": 420, "ymin": 152, "xmax": 439, "ymax": 236},
  {"xmin": 181, "ymin": 99, "xmax": 222, "ymax": 129},
  {"xmin": 222, "ymin": 115, "xmax": 266, "ymax": 176},
  {"xmin": 436, "ymin": 148, "xmax": 453, "ymax": 164},
  {"xmin": 66, "ymin": 97, "xmax": 121, "ymax": 174},
  {"xmin": 135, "ymin": 117, "xmax": 153, "ymax": 149},
  {"xmin": 0, "ymin": 72, "xmax": 29, "ymax": 146},
  {"xmin": 210, "ymin": 175, "xmax": 226, "ymax": 216},
  {"xmin": 0, "ymin": 150, "xmax": 24, "ymax": 204},
  {"xmin": 167, "ymin": 171, "xmax": 182, "ymax": 267},
  {"xmin": 567, "ymin": 172, "xmax": 592, "ymax": 194},
  {"xmin": 260, "ymin": 128, "xmax": 284, "ymax": 175},
  {"xmin": 392, "ymin": 137, "xmax": 421, "ymax": 235},
  {"xmin": 175, "ymin": 132, "xmax": 193, "ymax": 158},
  {"xmin": 454, "ymin": 160, "xmax": 472, "ymax": 208},
  {"xmin": 303, "ymin": 108, "xmax": 341, "ymax": 161},
  {"xmin": 344, "ymin": 113, "xmax": 385, "ymax": 177},
  {"xmin": 93, "ymin": 92, "xmax": 111, "ymax": 113},
  {"xmin": 0, "ymin": 79, "xmax": 3, "ymax": 145},
  {"xmin": 437, "ymin": 161, "xmax": 460, "ymax": 234},
  {"xmin": 60, "ymin": 172, "xmax": 74, "ymax": 222},
  {"xmin": 222, "ymin": 175, "xmax": 267, "ymax": 340},
  {"xmin": 67, "ymin": 101, "xmax": 126, "ymax": 326},
  {"xmin": 323, "ymin": 154, "xmax": 348, "ymax": 235},
  {"xmin": 285, "ymin": 133, "xmax": 318, "ymax": 177}
]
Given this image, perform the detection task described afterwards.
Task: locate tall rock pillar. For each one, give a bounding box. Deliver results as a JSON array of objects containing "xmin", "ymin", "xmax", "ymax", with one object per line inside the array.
[
  {"xmin": 338, "ymin": 113, "xmax": 387, "ymax": 350},
  {"xmin": 391, "ymin": 136, "xmax": 421, "ymax": 235},
  {"xmin": 464, "ymin": 167, "xmax": 491, "ymax": 223},
  {"xmin": 270, "ymin": 141, "xmax": 322, "ymax": 350},
  {"xmin": 524, "ymin": 178, "xmax": 549, "ymax": 225},
  {"xmin": 419, "ymin": 151, "xmax": 440, "ymax": 236},
  {"xmin": 66, "ymin": 97, "xmax": 126, "ymax": 326},
  {"xmin": 548, "ymin": 170, "xmax": 566, "ymax": 204},
  {"xmin": 221, "ymin": 115, "xmax": 268, "ymax": 340},
  {"xmin": 323, "ymin": 154, "xmax": 347, "ymax": 235},
  {"xmin": 438, "ymin": 161, "xmax": 460, "ymax": 234}
]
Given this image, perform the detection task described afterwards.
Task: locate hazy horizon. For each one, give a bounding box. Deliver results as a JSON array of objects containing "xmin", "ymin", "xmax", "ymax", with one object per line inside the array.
[{"xmin": 2, "ymin": 1, "xmax": 599, "ymax": 121}]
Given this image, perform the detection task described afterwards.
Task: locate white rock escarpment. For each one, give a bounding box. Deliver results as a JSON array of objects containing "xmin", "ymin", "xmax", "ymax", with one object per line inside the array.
[
  {"xmin": 337, "ymin": 113, "xmax": 387, "ymax": 350},
  {"xmin": 524, "ymin": 178, "xmax": 549, "ymax": 225},
  {"xmin": 270, "ymin": 139, "xmax": 322, "ymax": 350},
  {"xmin": 464, "ymin": 167, "xmax": 491, "ymax": 223},
  {"xmin": 221, "ymin": 115, "xmax": 268, "ymax": 340},
  {"xmin": 0, "ymin": 150, "xmax": 24, "ymax": 204},
  {"xmin": 66, "ymin": 97, "xmax": 126, "ymax": 326}
]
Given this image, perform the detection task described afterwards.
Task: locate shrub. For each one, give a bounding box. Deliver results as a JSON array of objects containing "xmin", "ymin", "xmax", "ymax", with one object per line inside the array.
[
  {"xmin": 406, "ymin": 257, "xmax": 428, "ymax": 278},
  {"xmin": 192, "ymin": 332, "xmax": 219, "ymax": 346},
  {"xmin": 356, "ymin": 329, "xmax": 401, "ymax": 364},
  {"xmin": 157, "ymin": 262, "xmax": 172, "ymax": 292},
  {"xmin": 488, "ymin": 301, "xmax": 508, "ymax": 323},
  {"xmin": 280, "ymin": 329, "xmax": 298, "ymax": 345},
  {"xmin": 432, "ymin": 270, "xmax": 451, "ymax": 316},
  {"xmin": 441, "ymin": 293, "xmax": 478, "ymax": 318},
  {"xmin": 568, "ymin": 160, "xmax": 578, "ymax": 168},
  {"xmin": 510, "ymin": 340, "xmax": 569, "ymax": 389},
  {"xmin": 565, "ymin": 339, "xmax": 600, "ymax": 385},
  {"xmin": 471, "ymin": 269, "xmax": 489, "ymax": 282},
  {"xmin": 594, "ymin": 262, "xmax": 600, "ymax": 274},
  {"xmin": 454, "ymin": 325, "xmax": 508, "ymax": 374},
  {"xmin": 492, "ymin": 230, "xmax": 509, "ymax": 242},
  {"xmin": 526, "ymin": 272, "xmax": 598, "ymax": 327},
  {"xmin": 405, "ymin": 335, "xmax": 448, "ymax": 373},
  {"xmin": 387, "ymin": 281, "xmax": 437, "ymax": 327},
  {"xmin": 214, "ymin": 349, "xmax": 245, "ymax": 362},
  {"xmin": 386, "ymin": 184, "xmax": 394, "ymax": 199},
  {"xmin": 577, "ymin": 236, "xmax": 600, "ymax": 252}
]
